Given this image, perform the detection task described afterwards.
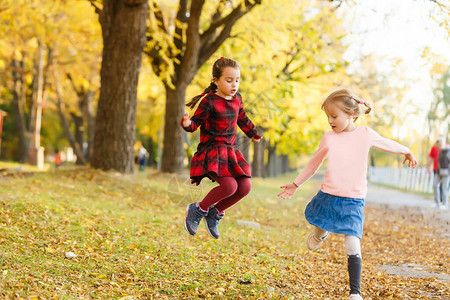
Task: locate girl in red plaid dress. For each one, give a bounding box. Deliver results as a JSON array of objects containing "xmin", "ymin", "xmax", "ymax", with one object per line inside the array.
[{"xmin": 182, "ymin": 57, "xmax": 262, "ymax": 239}]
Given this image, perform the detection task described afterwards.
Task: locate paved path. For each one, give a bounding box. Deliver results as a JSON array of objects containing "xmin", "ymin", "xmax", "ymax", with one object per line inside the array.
[
  {"xmin": 366, "ymin": 183, "xmax": 437, "ymax": 208},
  {"xmin": 365, "ymin": 182, "xmax": 450, "ymax": 231}
]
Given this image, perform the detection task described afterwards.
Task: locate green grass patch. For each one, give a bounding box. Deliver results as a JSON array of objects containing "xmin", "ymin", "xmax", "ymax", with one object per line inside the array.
[
  {"xmin": 0, "ymin": 166, "xmax": 320, "ymax": 298},
  {"xmin": 0, "ymin": 165, "xmax": 448, "ymax": 299}
]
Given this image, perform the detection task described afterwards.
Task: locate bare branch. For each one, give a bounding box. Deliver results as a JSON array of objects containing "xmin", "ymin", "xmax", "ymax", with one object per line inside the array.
[
  {"xmin": 151, "ymin": 1, "xmax": 168, "ymax": 34},
  {"xmin": 88, "ymin": 0, "xmax": 101, "ymax": 14},
  {"xmin": 178, "ymin": 0, "xmax": 205, "ymax": 83},
  {"xmin": 174, "ymin": 0, "xmax": 188, "ymax": 60},
  {"xmin": 66, "ymin": 73, "xmax": 84, "ymax": 98},
  {"xmin": 198, "ymin": 0, "xmax": 262, "ymax": 69}
]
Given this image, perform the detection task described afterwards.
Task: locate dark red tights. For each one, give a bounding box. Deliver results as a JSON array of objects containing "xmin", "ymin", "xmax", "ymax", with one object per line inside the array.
[{"xmin": 198, "ymin": 176, "xmax": 251, "ymax": 214}]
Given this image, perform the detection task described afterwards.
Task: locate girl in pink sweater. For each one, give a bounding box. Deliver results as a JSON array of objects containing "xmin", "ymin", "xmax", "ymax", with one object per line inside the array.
[{"xmin": 278, "ymin": 89, "xmax": 417, "ymax": 300}]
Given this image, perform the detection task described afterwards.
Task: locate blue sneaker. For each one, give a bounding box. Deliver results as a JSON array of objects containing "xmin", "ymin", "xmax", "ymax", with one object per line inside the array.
[
  {"xmin": 184, "ymin": 202, "xmax": 207, "ymax": 235},
  {"xmin": 204, "ymin": 206, "xmax": 224, "ymax": 239}
]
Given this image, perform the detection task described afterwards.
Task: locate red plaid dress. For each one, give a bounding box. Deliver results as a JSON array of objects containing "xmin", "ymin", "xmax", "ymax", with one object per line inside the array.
[{"xmin": 181, "ymin": 92, "xmax": 261, "ymax": 185}]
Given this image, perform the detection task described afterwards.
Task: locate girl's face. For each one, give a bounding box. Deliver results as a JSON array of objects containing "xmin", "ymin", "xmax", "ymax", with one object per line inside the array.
[
  {"xmin": 213, "ymin": 67, "xmax": 240, "ymax": 100},
  {"xmin": 324, "ymin": 101, "xmax": 355, "ymax": 133}
]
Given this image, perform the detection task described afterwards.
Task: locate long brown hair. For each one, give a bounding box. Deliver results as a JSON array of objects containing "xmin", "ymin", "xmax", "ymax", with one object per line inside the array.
[
  {"xmin": 322, "ymin": 88, "xmax": 372, "ymax": 122},
  {"xmin": 186, "ymin": 57, "xmax": 240, "ymax": 109}
]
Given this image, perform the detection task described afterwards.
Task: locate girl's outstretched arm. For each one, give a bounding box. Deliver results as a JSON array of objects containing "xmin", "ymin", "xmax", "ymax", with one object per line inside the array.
[
  {"xmin": 368, "ymin": 127, "xmax": 418, "ymax": 168},
  {"xmin": 403, "ymin": 152, "xmax": 418, "ymax": 168},
  {"xmin": 278, "ymin": 133, "xmax": 329, "ymax": 200},
  {"xmin": 278, "ymin": 183, "xmax": 298, "ymax": 199}
]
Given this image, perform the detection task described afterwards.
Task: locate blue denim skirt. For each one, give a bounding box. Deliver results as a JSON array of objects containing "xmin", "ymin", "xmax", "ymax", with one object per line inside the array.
[{"xmin": 305, "ymin": 190, "xmax": 364, "ymax": 239}]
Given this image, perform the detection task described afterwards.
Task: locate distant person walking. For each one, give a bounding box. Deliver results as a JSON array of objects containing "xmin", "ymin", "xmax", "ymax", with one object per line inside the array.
[
  {"xmin": 427, "ymin": 138, "xmax": 448, "ymax": 209},
  {"xmin": 436, "ymin": 140, "xmax": 449, "ymax": 209},
  {"xmin": 54, "ymin": 149, "xmax": 62, "ymax": 168},
  {"xmin": 137, "ymin": 144, "xmax": 149, "ymax": 171},
  {"xmin": 278, "ymin": 89, "xmax": 418, "ymax": 300},
  {"xmin": 182, "ymin": 57, "xmax": 262, "ymax": 239}
]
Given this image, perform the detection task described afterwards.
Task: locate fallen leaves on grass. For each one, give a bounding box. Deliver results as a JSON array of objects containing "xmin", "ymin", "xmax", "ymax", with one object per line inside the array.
[{"xmin": 0, "ymin": 168, "xmax": 448, "ymax": 299}]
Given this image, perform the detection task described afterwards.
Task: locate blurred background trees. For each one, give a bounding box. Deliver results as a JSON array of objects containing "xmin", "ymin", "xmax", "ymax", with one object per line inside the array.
[{"xmin": 0, "ymin": 0, "xmax": 448, "ymax": 174}]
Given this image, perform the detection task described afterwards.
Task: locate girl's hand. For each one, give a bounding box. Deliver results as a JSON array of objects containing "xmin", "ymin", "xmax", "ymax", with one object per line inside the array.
[
  {"xmin": 403, "ymin": 152, "xmax": 418, "ymax": 168},
  {"xmin": 182, "ymin": 113, "xmax": 191, "ymax": 127},
  {"xmin": 278, "ymin": 183, "xmax": 298, "ymax": 199},
  {"xmin": 252, "ymin": 137, "xmax": 262, "ymax": 143}
]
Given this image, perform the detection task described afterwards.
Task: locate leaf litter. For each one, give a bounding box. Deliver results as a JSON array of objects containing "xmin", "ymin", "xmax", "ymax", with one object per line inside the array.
[{"xmin": 0, "ymin": 167, "xmax": 448, "ymax": 299}]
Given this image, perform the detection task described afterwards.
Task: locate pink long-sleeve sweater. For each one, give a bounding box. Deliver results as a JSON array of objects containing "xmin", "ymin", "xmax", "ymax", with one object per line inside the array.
[{"xmin": 293, "ymin": 126, "xmax": 411, "ymax": 198}]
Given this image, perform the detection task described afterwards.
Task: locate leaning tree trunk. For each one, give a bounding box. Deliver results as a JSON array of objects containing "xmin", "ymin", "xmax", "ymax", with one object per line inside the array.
[
  {"xmin": 67, "ymin": 74, "xmax": 96, "ymax": 162},
  {"xmin": 149, "ymin": 0, "xmax": 261, "ymax": 173},
  {"xmin": 52, "ymin": 58, "xmax": 87, "ymax": 165},
  {"xmin": 91, "ymin": 0, "xmax": 148, "ymax": 173}
]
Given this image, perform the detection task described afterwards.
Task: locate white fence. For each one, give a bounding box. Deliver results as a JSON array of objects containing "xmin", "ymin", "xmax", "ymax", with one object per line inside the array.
[{"xmin": 368, "ymin": 167, "xmax": 433, "ymax": 194}]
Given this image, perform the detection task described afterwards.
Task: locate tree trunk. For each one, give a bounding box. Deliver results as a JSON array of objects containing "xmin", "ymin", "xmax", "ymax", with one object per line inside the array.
[
  {"xmin": 241, "ymin": 134, "xmax": 251, "ymax": 162},
  {"xmin": 148, "ymin": 0, "xmax": 261, "ymax": 173},
  {"xmin": 281, "ymin": 154, "xmax": 289, "ymax": 174},
  {"xmin": 267, "ymin": 144, "xmax": 277, "ymax": 178},
  {"xmin": 71, "ymin": 112, "xmax": 85, "ymax": 164},
  {"xmin": 147, "ymin": 137, "xmax": 155, "ymax": 167},
  {"xmin": 252, "ymin": 127, "xmax": 266, "ymax": 177},
  {"xmin": 84, "ymin": 91, "xmax": 95, "ymax": 162},
  {"xmin": 91, "ymin": 0, "xmax": 148, "ymax": 173},
  {"xmin": 236, "ymin": 133, "xmax": 251, "ymax": 162},
  {"xmin": 28, "ymin": 42, "xmax": 45, "ymax": 169},
  {"xmin": 53, "ymin": 64, "xmax": 87, "ymax": 165},
  {"xmin": 161, "ymin": 85, "xmax": 187, "ymax": 173},
  {"xmin": 11, "ymin": 57, "xmax": 29, "ymax": 163},
  {"xmin": 67, "ymin": 74, "xmax": 96, "ymax": 162},
  {"xmin": 157, "ymin": 126, "xmax": 163, "ymax": 170}
]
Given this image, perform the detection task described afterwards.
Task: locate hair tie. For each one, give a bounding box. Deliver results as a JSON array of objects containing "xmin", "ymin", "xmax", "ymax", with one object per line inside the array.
[
  {"xmin": 360, "ymin": 100, "xmax": 365, "ymax": 105},
  {"xmin": 201, "ymin": 93, "xmax": 205, "ymax": 96},
  {"xmin": 220, "ymin": 57, "xmax": 223, "ymax": 59}
]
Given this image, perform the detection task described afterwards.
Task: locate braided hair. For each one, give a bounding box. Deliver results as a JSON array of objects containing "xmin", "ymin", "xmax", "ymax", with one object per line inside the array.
[{"xmin": 186, "ymin": 57, "xmax": 240, "ymax": 109}]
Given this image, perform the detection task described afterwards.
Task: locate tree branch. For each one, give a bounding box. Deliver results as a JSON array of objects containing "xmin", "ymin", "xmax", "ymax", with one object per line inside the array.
[
  {"xmin": 66, "ymin": 73, "xmax": 84, "ymax": 98},
  {"xmin": 178, "ymin": 0, "xmax": 205, "ymax": 85},
  {"xmin": 174, "ymin": 0, "xmax": 188, "ymax": 61},
  {"xmin": 53, "ymin": 63, "xmax": 87, "ymax": 165},
  {"xmin": 201, "ymin": 0, "xmax": 261, "ymax": 45},
  {"xmin": 88, "ymin": 0, "xmax": 101, "ymax": 14},
  {"xmin": 151, "ymin": 1, "xmax": 168, "ymax": 34},
  {"xmin": 198, "ymin": 0, "xmax": 262, "ymax": 69},
  {"xmin": 145, "ymin": 2, "xmax": 172, "ymax": 80}
]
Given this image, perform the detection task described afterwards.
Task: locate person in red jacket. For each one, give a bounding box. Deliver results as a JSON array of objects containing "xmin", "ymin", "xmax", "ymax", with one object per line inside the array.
[
  {"xmin": 181, "ymin": 57, "xmax": 261, "ymax": 239},
  {"xmin": 54, "ymin": 149, "xmax": 62, "ymax": 168},
  {"xmin": 427, "ymin": 138, "xmax": 446, "ymax": 208}
]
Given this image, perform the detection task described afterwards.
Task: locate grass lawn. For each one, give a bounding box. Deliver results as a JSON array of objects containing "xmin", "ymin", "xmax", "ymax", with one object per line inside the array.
[{"xmin": 0, "ymin": 165, "xmax": 448, "ymax": 299}]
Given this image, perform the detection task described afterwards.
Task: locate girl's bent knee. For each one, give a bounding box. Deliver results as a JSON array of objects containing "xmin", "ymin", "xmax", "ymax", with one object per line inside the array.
[
  {"xmin": 345, "ymin": 235, "xmax": 361, "ymax": 256},
  {"xmin": 218, "ymin": 177, "xmax": 239, "ymax": 196}
]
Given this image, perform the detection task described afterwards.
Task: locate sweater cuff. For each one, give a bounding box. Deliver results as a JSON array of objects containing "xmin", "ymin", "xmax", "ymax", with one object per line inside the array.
[{"xmin": 253, "ymin": 133, "xmax": 262, "ymax": 140}]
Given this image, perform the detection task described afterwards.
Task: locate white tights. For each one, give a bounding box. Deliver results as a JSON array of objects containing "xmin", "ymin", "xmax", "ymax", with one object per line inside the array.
[{"xmin": 312, "ymin": 226, "xmax": 361, "ymax": 256}]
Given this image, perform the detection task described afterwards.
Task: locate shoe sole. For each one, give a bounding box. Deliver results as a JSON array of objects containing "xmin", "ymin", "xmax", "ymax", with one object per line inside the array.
[{"xmin": 184, "ymin": 203, "xmax": 196, "ymax": 235}]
